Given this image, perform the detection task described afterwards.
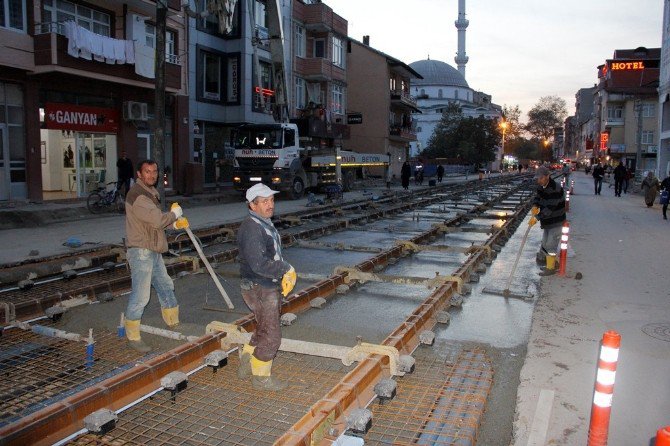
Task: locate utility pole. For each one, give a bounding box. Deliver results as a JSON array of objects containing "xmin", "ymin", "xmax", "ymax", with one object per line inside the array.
[{"xmin": 154, "ymin": 0, "xmax": 167, "ymax": 208}]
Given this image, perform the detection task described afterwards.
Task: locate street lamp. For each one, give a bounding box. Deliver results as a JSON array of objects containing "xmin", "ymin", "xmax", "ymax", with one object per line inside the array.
[{"xmin": 499, "ymin": 121, "xmax": 508, "ymax": 170}]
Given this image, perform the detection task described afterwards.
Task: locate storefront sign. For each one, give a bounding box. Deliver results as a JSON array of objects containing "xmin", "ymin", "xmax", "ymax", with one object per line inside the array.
[
  {"xmin": 44, "ymin": 102, "xmax": 119, "ymax": 132},
  {"xmin": 600, "ymin": 132, "xmax": 609, "ymax": 150},
  {"xmin": 347, "ymin": 113, "xmax": 363, "ymax": 125},
  {"xmin": 610, "ymin": 61, "xmax": 645, "ymax": 71}
]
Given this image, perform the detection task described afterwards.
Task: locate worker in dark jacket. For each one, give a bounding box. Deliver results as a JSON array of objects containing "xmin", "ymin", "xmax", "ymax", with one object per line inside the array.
[
  {"xmin": 613, "ymin": 161, "xmax": 627, "ymax": 197},
  {"xmin": 237, "ymin": 183, "xmax": 296, "ymax": 391},
  {"xmin": 592, "ymin": 162, "xmax": 605, "ymax": 195},
  {"xmin": 531, "ymin": 166, "xmax": 566, "ymax": 275}
]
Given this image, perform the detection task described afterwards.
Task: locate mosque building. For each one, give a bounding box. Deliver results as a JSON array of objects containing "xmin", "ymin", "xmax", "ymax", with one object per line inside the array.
[{"xmin": 408, "ymin": 0, "xmax": 502, "ymax": 159}]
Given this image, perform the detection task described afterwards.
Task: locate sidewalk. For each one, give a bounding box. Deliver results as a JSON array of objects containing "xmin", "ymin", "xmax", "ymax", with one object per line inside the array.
[{"xmin": 512, "ymin": 172, "xmax": 670, "ymax": 445}]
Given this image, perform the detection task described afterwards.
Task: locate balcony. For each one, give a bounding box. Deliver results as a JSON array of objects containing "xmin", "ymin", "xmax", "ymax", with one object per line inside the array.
[
  {"xmin": 291, "ymin": 116, "xmax": 350, "ymax": 140},
  {"xmin": 33, "ymin": 22, "xmax": 181, "ymax": 91},
  {"xmin": 389, "ymin": 126, "xmax": 417, "ymax": 142},
  {"xmin": 604, "ymin": 118, "xmax": 624, "ymax": 127},
  {"xmin": 390, "ymin": 90, "xmax": 419, "ymax": 111},
  {"xmin": 294, "ymin": 1, "xmax": 347, "ymax": 35},
  {"xmin": 294, "ymin": 57, "xmax": 346, "ymax": 83}
]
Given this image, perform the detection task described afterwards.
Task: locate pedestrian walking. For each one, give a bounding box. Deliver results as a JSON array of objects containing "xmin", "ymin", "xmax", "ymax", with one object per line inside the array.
[
  {"xmin": 116, "ymin": 150, "xmax": 134, "ymax": 197},
  {"xmin": 401, "ymin": 161, "xmax": 411, "ymax": 190},
  {"xmin": 123, "ymin": 160, "xmax": 184, "ymax": 353},
  {"xmin": 641, "ymin": 171, "xmax": 659, "ymax": 207},
  {"xmin": 561, "ymin": 163, "xmax": 571, "ymax": 185},
  {"xmin": 660, "ymin": 174, "xmax": 670, "ymax": 220},
  {"xmin": 613, "ymin": 161, "xmax": 626, "ymax": 197},
  {"xmin": 592, "ymin": 162, "xmax": 605, "ymax": 195},
  {"xmin": 436, "ymin": 164, "xmax": 444, "ymax": 183},
  {"xmin": 623, "ymin": 167, "xmax": 632, "ymax": 194},
  {"xmin": 531, "ymin": 166, "xmax": 566, "ymax": 276},
  {"xmin": 237, "ymin": 183, "xmax": 296, "ymax": 391}
]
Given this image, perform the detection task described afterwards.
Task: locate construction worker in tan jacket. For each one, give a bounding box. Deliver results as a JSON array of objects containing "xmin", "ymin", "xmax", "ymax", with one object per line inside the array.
[{"xmin": 123, "ymin": 159, "xmax": 188, "ymax": 352}]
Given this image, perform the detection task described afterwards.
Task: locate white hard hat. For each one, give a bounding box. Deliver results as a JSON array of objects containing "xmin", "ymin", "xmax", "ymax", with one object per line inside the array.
[{"xmin": 246, "ymin": 183, "xmax": 279, "ymax": 202}]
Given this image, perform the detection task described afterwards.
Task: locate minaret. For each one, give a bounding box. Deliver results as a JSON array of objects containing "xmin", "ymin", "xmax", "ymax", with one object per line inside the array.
[{"xmin": 454, "ymin": 0, "xmax": 469, "ymax": 78}]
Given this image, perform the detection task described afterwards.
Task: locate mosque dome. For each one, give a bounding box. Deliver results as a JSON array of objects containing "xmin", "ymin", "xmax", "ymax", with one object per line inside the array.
[{"xmin": 409, "ymin": 59, "xmax": 469, "ymax": 88}]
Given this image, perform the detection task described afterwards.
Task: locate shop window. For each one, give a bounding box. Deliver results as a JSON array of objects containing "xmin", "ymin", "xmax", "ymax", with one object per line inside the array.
[
  {"xmin": 1, "ymin": 0, "xmax": 26, "ymax": 31},
  {"xmin": 196, "ymin": 46, "xmax": 239, "ymax": 105},
  {"xmin": 145, "ymin": 24, "xmax": 178, "ymax": 64},
  {"xmin": 253, "ymin": 61, "xmax": 273, "ymax": 112},
  {"xmin": 43, "ymin": 0, "xmax": 110, "ymax": 36}
]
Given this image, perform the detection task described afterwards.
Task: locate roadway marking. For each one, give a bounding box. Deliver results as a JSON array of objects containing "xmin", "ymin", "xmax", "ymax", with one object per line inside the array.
[{"xmin": 526, "ymin": 388, "xmax": 555, "ymax": 446}]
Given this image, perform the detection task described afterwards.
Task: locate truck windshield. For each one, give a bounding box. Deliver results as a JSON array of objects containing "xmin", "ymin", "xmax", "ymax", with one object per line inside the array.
[{"xmin": 235, "ymin": 128, "xmax": 283, "ymax": 149}]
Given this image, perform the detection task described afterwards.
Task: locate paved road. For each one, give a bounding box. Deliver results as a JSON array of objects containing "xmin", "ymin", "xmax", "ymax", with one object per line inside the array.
[{"xmin": 512, "ymin": 172, "xmax": 670, "ymax": 446}]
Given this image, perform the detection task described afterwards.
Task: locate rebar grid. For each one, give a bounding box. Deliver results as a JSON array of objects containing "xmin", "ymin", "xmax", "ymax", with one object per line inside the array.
[
  {"xmin": 363, "ymin": 344, "xmax": 493, "ymax": 445},
  {"xmin": 0, "ymin": 324, "xmax": 143, "ymax": 426},
  {"xmin": 68, "ymin": 351, "xmax": 353, "ymax": 446}
]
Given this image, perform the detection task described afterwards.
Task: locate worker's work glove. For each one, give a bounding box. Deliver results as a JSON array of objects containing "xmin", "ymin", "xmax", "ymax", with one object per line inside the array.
[
  {"xmin": 281, "ymin": 266, "xmax": 297, "ymax": 297},
  {"xmin": 528, "ymin": 216, "xmax": 538, "ymax": 227},
  {"xmin": 531, "ymin": 206, "xmax": 540, "ymax": 216},
  {"xmin": 173, "ymin": 217, "xmax": 189, "ymax": 230},
  {"xmin": 170, "ymin": 202, "xmax": 183, "ymax": 219}
]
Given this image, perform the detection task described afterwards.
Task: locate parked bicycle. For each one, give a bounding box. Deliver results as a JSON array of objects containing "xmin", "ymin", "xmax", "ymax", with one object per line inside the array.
[{"xmin": 87, "ymin": 181, "xmax": 124, "ymax": 214}]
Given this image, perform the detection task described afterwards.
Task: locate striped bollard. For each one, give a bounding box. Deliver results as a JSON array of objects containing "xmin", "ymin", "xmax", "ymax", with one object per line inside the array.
[
  {"xmin": 656, "ymin": 426, "xmax": 670, "ymax": 446},
  {"xmin": 587, "ymin": 331, "xmax": 621, "ymax": 446},
  {"xmin": 571, "ymin": 179, "xmax": 575, "ymax": 194},
  {"xmin": 565, "ymin": 189, "xmax": 571, "ymax": 212},
  {"xmin": 558, "ymin": 221, "xmax": 569, "ymax": 276}
]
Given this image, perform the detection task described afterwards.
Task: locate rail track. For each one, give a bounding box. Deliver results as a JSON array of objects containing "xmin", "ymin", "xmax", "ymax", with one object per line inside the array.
[{"xmin": 0, "ymin": 174, "xmax": 536, "ymax": 445}]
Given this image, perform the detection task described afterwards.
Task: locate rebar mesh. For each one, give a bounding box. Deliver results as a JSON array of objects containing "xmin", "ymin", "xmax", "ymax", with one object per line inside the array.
[
  {"xmin": 0, "ymin": 323, "xmax": 144, "ymax": 427},
  {"xmin": 69, "ymin": 351, "xmax": 353, "ymax": 446},
  {"xmin": 363, "ymin": 344, "xmax": 493, "ymax": 445}
]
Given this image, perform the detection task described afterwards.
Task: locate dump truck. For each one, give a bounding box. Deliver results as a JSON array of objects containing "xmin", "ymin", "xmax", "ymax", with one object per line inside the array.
[{"xmin": 232, "ymin": 122, "xmax": 388, "ymax": 199}]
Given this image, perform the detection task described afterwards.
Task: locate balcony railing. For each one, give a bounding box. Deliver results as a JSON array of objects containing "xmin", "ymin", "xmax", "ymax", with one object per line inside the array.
[
  {"xmin": 34, "ymin": 21, "xmax": 180, "ymax": 65},
  {"xmin": 389, "ymin": 125, "xmax": 417, "ymax": 141},
  {"xmin": 390, "ymin": 90, "xmax": 418, "ymax": 109}
]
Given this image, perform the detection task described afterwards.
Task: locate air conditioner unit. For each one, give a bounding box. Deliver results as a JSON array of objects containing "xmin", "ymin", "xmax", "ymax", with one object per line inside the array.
[{"xmin": 123, "ymin": 101, "xmax": 148, "ymax": 121}]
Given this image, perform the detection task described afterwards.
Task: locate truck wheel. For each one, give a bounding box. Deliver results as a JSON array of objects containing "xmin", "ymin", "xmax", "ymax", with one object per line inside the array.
[{"xmin": 288, "ymin": 177, "xmax": 305, "ymax": 199}]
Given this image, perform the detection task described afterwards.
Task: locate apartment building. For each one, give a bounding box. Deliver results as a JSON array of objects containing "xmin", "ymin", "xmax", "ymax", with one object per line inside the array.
[
  {"xmin": 658, "ymin": 0, "xmax": 670, "ymax": 178},
  {"xmin": 0, "ymin": 0, "xmax": 190, "ymax": 201},
  {"xmin": 595, "ymin": 47, "xmax": 660, "ymax": 173},
  {"xmin": 344, "ymin": 36, "xmax": 421, "ymax": 178},
  {"xmin": 290, "ymin": 0, "xmax": 349, "ymax": 151}
]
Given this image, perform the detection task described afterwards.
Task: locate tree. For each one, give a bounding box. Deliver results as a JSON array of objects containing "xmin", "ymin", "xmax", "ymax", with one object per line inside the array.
[
  {"xmin": 524, "ymin": 96, "xmax": 568, "ymax": 141},
  {"xmin": 502, "ymin": 104, "xmax": 523, "ymax": 141},
  {"xmin": 423, "ymin": 106, "xmax": 499, "ymax": 166}
]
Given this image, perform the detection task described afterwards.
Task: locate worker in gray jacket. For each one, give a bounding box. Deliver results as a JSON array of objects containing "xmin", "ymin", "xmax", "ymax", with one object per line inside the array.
[
  {"xmin": 124, "ymin": 159, "xmax": 186, "ymax": 352},
  {"xmin": 237, "ymin": 183, "xmax": 296, "ymax": 391}
]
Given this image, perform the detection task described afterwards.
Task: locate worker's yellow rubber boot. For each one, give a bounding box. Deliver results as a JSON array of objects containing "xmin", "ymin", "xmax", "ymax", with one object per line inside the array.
[
  {"xmin": 238, "ymin": 344, "xmax": 255, "ymax": 380},
  {"xmin": 161, "ymin": 306, "xmax": 179, "ymax": 328},
  {"xmin": 250, "ymin": 356, "xmax": 287, "ymax": 391},
  {"xmin": 125, "ymin": 319, "xmax": 152, "ymax": 353}
]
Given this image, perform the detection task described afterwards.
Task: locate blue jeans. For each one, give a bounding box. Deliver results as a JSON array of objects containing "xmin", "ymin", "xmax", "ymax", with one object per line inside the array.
[{"xmin": 126, "ymin": 248, "xmax": 178, "ymax": 321}]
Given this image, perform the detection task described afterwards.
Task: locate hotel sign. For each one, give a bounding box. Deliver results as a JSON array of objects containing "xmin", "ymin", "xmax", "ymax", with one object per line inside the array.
[{"xmin": 610, "ymin": 61, "xmax": 645, "ymax": 70}]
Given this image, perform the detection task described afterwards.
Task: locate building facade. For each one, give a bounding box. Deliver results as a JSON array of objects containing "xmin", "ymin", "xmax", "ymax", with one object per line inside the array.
[
  {"xmin": 343, "ymin": 37, "xmax": 421, "ymax": 178},
  {"xmin": 595, "ymin": 47, "xmax": 660, "ymax": 174},
  {"xmin": 572, "ymin": 86, "xmax": 598, "ymax": 165},
  {"xmin": 658, "ymin": 0, "xmax": 670, "ymax": 178},
  {"xmin": 0, "ymin": 0, "xmax": 190, "ymax": 202},
  {"xmin": 407, "ymin": 59, "xmax": 501, "ymax": 159}
]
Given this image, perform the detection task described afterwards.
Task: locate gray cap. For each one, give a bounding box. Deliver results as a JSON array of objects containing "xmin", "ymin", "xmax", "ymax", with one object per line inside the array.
[{"xmin": 534, "ymin": 166, "xmax": 550, "ymax": 178}]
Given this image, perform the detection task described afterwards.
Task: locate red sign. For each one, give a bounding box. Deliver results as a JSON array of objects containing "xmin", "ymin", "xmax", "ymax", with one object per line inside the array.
[
  {"xmin": 610, "ymin": 61, "xmax": 645, "ymax": 71},
  {"xmin": 44, "ymin": 102, "xmax": 119, "ymax": 132},
  {"xmin": 600, "ymin": 132, "xmax": 609, "ymax": 150}
]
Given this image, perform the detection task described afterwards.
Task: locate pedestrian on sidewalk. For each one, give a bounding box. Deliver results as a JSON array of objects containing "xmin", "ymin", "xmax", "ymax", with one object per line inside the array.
[
  {"xmin": 116, "ymin": 151, "xmax": 134, "ymax": 197},
  {"xmin": 436, "ymin": 164, "xmax": 444, "ymax": 183},
  {"xmin": 613, "ymin": 161, "xmax": 626, "ymax": 197},
  {"xmin": 123, "ymin": 160, "xmax": 183, "ymax": 353},
  {"xmin": 401, "ymin": 161, "xmax": 411, "ymax": 190},
  {"xmin": 592, "ymin": 162, "xmax": 605, "ymax": 195},
  {"xmin": 660, "ymin": 174, "xmax": 670, "ymax": 220},
  {"xmin": 623, "ymin": 167, "xmax": 632, "ymax": 194},
  {"xmin": 532, "ymin": 166, "xmax": 566, "ymax": 274},
  {"xmin": 237, "ymin": 183, "xmax": 296, "ymax": 391},
  {"xmin": 561, "ymin": 163, "xmax": 571, "ymax": 185},
  {"xmin": 641, "ymin": 171, "xmax": 659, "ymax": 207}
]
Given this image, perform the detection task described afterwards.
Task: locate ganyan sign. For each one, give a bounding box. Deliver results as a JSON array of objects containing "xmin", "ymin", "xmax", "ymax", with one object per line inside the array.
[{"xmin": 44, "ymin": 102, "xmax": 120, "ymax": 132}]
